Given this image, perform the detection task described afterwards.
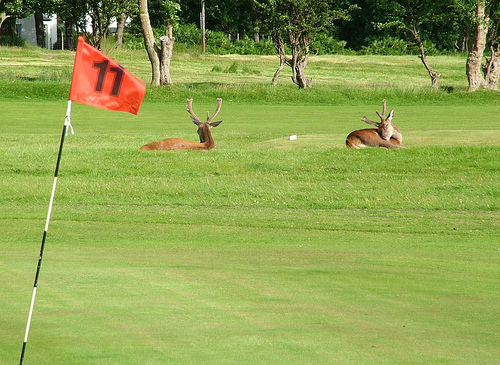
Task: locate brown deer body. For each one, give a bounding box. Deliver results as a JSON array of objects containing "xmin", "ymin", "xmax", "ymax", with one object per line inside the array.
[
  {"xmin": 346, "ymin": 129, "xmax": 403, "ymax": 149},
  {"xmin": 140, "ymin": 98, "xmax": 222, "ymax": 151},
  {"xmin": 346, "ymin": 99, "xmax": 405, "ymax": 149}
]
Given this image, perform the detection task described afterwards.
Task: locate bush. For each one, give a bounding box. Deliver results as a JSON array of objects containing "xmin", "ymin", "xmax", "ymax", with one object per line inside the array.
[
  {"xmin": 311, "ymin": 34, "xmax": 347, "ymax": 55},
  {"xmin": 205, "ymin": 30, "xmax": 233, "ymax": 53},
  {"xmin": 121, "ymin": 34, "xmax": 144, "ymax": 50},
  {"xmin": 0, "ymin": 35, "xmax": 27, "ymax": 47},
  {"xmin": 408, "ymin": 39, "xmax": 441, "ymax": 56},
  {"xmin": 359, "ymin": 37, "xmax": 409, "ymax": 55},
  {"xmin": 176, "ymin": 23, "xmax": 201, "ymax": 45}
]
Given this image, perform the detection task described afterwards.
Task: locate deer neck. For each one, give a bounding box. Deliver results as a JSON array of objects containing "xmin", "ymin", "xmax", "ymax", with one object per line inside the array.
[{"xmin": 199, "ymin": 124, "xmax": 215, "ymax": 149}]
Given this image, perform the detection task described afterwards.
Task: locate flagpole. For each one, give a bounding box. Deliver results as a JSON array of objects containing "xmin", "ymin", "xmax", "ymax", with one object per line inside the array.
[{"xmin": 20, "ymin": 101, "xmax": 73, "ymax": 365}]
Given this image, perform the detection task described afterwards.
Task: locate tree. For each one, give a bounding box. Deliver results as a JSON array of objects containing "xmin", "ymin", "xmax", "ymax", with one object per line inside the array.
[
  {"xmin": 373, "ymin": 0, "xmax": 457, "ymax": 88},
  {"xmin": 139, "ymin": 0, "xmax": 179, "ymax": 85},
  {"xmin": 1, "ymin": 0, "xmax": 19, "ymax": 35},
  {"xmin": 257, "ymin": 0, "xmax": 357, "ymax": 88},
  {"xmin": 178, "ymin": 0, "xmax": 257, "ymax": 40},
  {"xmin": 51, "ymin": 0, "xmax": 137, "ymax": 50},
  {"xmin": 453, "ymin": 0, "xmax": 500, "ymax": 90},
  {"xmin": 18, "ymin": 0, "xmax": 57, "ymax": 47},
  {"xmin": 1, "ymin": 0, "xmax": 37, "ymax": 46},
  {"xmin": 50, "ymin": 0, "xmax": 83, "ymax": 50}
]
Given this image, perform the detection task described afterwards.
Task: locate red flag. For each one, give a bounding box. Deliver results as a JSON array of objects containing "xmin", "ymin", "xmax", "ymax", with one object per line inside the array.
[{"xmin": 69, "ymin": 36, "xmax": 145, "ymax": 115}]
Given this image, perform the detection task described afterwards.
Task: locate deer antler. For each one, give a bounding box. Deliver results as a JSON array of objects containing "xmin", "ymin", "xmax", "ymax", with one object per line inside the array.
[
  {"xmin": 207, "ymin": 98, "xmax": 222, "ymax": 123},
  {"xmin": 186, "ymin": 99, "xmax": 201, "ymax": 123},
  {"xmin": 375, "ymin": 99, "xmax": 387, "ymax": 120},
  {"xmin": 361, "ymin": 116, "xmax": 379, "ymax": 126}
]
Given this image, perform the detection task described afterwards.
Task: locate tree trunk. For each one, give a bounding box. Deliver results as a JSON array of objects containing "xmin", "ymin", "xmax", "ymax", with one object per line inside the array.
[
  {"xmin": 466, "ymin": 0, "xmax": 489, "ymax": 92},
  {"xmin": 160, "ymin": 22, "xmax": 175, "ymax": 85},
  {"xmin": 411, "ymin": 26, "xmax": 440, "ymax": 88},
  {"xmin": 64, "ymin": 19, "xmax": 75, "ymax": 50},
  {"xmin": 253, "ymin": 26, "xmax": 260, "ymax": 43},
  {"xmin": 289, "ymin": 31, "xmax": 312, "ymax": 88},
  {"xmin": 271, "ymin": 29, "xmax": 289, "ymax": 86},
  {"xmin": 270, "ymin": 28, "xmax": 311, "ymax": 88},
  {"xmin": 484, "ymin": 44, "xmax": 500, "ymax": 89},
  {"xmin": 139, "ymin": 0, "xmax": 174, "ymax": 86},
  {"xmin": 0, "ymin": 12, "xmax": 10, "ymax": 47},
  {"xmin": 271, "ymin": 55, "xmax": 286, "ymax": 86},
  {"xmin": 139, "ymin": 0, "xmax": 161, "ymax": 85},
  {"xmin": 34, "ymin": 12, "xmax": 44, "ymax": 47},
  {"xmin": 116, "ymin": 14, "xmax": 126, "ymax": 45}
]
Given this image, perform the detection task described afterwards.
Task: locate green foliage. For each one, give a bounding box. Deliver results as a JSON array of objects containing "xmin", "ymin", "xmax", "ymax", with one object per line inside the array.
[
  {"xmin": 203, "ymin": 30, "xmax": 275, "ymax": 55},
  {"xmin": 0, "ymin": 34, "xmax": 27, "ymax": 47},
  {"xmin": 175, "ymin": 23, "xmax": 201, "ymax": 45},
  {"xmin": 121, "ymin": 34, "xmax": 145, "ymax": 50},
  {"xmin": 360, "ymin": 37, "xmax": 410, "ymax": 55},
  {"xmin": 311, "ymin": 33, "xmax": 348, "ymax": 54}
]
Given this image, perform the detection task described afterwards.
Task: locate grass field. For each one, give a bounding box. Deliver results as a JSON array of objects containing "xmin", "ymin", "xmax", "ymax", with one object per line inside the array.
[{"xmin": 0, "ymin": 45, "xmax": 499, "ymax": 364}]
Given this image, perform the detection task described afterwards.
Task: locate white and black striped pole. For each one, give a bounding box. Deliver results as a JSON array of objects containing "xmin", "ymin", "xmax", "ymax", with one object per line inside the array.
[{"xmin": 20, "ymin": 101, "xmax": 74, "ymax": 365}]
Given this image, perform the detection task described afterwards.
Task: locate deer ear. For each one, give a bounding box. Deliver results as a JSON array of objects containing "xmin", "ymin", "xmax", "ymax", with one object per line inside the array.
[
  {"xmin": 387, "ymin": 109, "xmax": 395, "ymax": 122},
  {"xmin": 210, "ymin": 121, "xmax": 222, "ymax": 127},
  {"xmin": 191, "ymin": 117, "xmax": 203, "ymax": 126}
]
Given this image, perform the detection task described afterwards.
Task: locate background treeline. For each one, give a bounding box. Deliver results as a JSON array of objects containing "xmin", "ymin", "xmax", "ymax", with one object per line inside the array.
[{"xmin": 0, "ymin": 0, "xmax": 491, "ymax": 56}]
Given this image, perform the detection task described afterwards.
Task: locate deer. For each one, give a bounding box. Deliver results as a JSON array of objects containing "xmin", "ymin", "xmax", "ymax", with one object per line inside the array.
[
  {"xmin": 140, "ymin": 98, "xmax": 222, "ymax": 151},
  {"xmin": 346, "ymin": 99, "xmax": 405, "ymax": 149}
]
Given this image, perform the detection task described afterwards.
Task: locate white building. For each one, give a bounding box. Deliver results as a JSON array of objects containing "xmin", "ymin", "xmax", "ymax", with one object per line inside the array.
[{"xmin": 16, "ymin": 14, "xmax": 58, "ymax": 49}]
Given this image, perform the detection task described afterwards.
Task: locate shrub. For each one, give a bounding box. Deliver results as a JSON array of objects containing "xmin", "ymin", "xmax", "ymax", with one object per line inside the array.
[
  {"xmin": 205, "ymin": 30, "xmax": 233, "ymax": 53},
  {"xmin": 0, "ymin": 35, "xmax": 27, "ymax": 47},
  {"xmin": 360, "ymin": 37, "xmax": 409, "ymax": 55},
  {"xmin": 176, "ymin": 23, "xmax": 200, "ymax": 45},
  {"xmin": 311, "ymin": 34, "xmax": 347, "ymax": 55},
  {"xmin": 121, "ymin": 34, "xmax": 145, "ymax": 50}
]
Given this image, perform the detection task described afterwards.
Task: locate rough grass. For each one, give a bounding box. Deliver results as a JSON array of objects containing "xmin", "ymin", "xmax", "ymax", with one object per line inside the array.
[
  {"xmin": 0, "ymin": 47, "xmax": 499, "ymax": 364},
  {"xmin": 1, "ymin": 45, "xmax": 499, "ymax": 105}
]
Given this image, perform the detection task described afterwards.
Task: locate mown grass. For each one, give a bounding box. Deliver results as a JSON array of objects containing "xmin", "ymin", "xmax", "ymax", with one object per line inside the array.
[{"xmin": 0, "ymin": 46, "xmax": 499, "ymax": 364}]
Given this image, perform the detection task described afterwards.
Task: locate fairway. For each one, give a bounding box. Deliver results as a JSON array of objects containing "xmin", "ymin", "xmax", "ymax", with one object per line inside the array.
[{"xmin": 1, "ymin": 47, "xmax": 499, "ymax": 364}]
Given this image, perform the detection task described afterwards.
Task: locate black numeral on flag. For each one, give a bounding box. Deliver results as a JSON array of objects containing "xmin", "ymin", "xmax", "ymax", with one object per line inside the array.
[{"xmin": 93, "ymin": 60, "xmax": 124, "ymax": 96}]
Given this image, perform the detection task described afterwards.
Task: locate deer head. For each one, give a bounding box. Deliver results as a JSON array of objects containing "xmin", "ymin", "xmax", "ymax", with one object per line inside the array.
[
  {"xmin": 140, "ymin": 98, "xmax": 222, "ymax": 151},
  {"xmin": 361, "ymin": 99, "xmax": 402, "ymax": 143},
  {"xmin": 187, "ymin": 98, "xmax": 222, "ymax": 143}
]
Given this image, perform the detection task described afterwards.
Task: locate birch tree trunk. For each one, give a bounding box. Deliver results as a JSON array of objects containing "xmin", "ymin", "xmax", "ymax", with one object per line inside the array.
[
  {"xmin": 160, "ymin": 23, "xmax": 175, "ymax": 85},
  {"xmin": 466, "ymin": 0, "xmax": 489, "ymax": 91},
  {"xmin": 116, "ymin": 14, "xmax": 126, "ymax": 46},
  {"xmin": 138, "ymin": 0, "xmax": 174, "ymax": 86}
]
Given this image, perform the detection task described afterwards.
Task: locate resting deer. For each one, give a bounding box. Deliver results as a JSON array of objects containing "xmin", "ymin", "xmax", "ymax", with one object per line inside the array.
[
  {"xmin": 346, "ymin": 99, "xmax": 405, "ymax": 149},
  {"xmin": 140, "ymin": 98, "xmax": 222, "ymax": 151}
]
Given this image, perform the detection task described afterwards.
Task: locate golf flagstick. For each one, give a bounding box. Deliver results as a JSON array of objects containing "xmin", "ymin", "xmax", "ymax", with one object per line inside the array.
[
  {"xmin": 19, "ymin": 36, "xmax": 144, "ymax": 364},
  {"xmin": 19, "ymin": 101, "xmax": 74, "ymax": 365}
]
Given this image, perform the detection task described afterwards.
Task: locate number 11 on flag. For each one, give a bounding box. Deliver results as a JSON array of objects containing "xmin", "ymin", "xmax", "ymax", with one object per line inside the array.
[{"xmin": 69, "ymin": 36, "xmax": 146, "ymax": 115}]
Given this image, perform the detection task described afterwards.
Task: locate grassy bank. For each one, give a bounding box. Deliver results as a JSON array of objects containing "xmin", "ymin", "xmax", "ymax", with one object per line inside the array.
[{"xmin": 1, "ymin": 45, "xmax": 499, "ymax": 105}]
